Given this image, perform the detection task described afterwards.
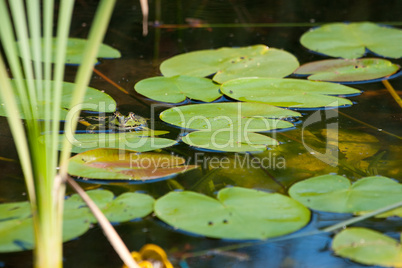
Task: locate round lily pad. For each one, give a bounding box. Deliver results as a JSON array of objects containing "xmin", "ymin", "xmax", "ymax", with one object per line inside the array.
[
  {"xmin": 332, "ymin": 227, "xmax": 402, "ymax": 267},
  {"xmin": 68, "ymin": 148, "xmax": 197, "ymax": 182},
  {"xmin": 65, "ymin": 190, "xmax": 155, "ymax": 223},
  {"xmin": 102, "ymin": 192, "xmax": 155, "ymax": 222},
  {"xmin": 0, "ymin": 80, "xmax": 116, "ymax": 120},
  {"xmin": 0, "ymin": 218, "xmax": 34, "ymax": 252},
  {"xmin": 55, "ymin": 132, "xmax": 176, "ymax": 153},
  {"xmin": 134, "ymin": 75, "xmax": 221, "ymax": 103},
  {"xmin": 182, "ymin": 130, "xmax": 278, "ymax": 152},
  {"xmin": 160, "ymin": 102, "xmax": 300, "ymax": 131},
  {"xmin": 0, "ymin": 202, "xmax": 31, "ymax": 221},
  {"xmin": 154, "ymin": 187, "xmax": 310, "ymax": 240},
  {"xmin": 288, "ymin": 174, "xmax": 402, "ymax": 213},
  {"xmin": 160, "ymin": 45, "xmax": 299, "ymax": 84},
  {"xmin": 300, "ymin": 22, "xmax": 402, "ymax": 59},
  {"xmin": 17, "ymin": 38, "xmax": 121, "ymax": 64},
  {"xmin": 220, "ymin": 77, "xmax": 360, "ymax": 108},
  {"xmin": 294, "ymin": 58, "xmax": 400, "ymax": 83}
]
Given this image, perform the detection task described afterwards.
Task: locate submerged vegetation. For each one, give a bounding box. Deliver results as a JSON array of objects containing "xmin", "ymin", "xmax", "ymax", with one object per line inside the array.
[{"xmin": 0, "ymin": 1, "xmax": 401, "ymax": 267}]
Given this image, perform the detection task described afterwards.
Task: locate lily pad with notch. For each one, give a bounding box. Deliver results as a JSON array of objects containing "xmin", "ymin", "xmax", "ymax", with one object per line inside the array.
[
  {"xmin": 160, "ymin": 45, "xmax": 299, "ymax": 84},
  {"xmin": 154, "ymin": 187, "xmax": 310, "ymax": 240},
  {"xmin": 300, "ymin": 22, "xmax": 402, "ymax": 59},
  {"xmin": 0, "ymin": 80, "xmax": 116, "ymax": 120},
  {"xmin": 17, "ymin": 37, "xmax": 121, "ymax": 64},
  {"xmin": 68, "ymin": 148, "xmax": 198, "ymax": 182},
  {"xmin": 332, "ymin": 227, "xmax": 402, "ymax": 267},
  {"xmin": 294, "ymin": 58, "xmax": 400, "ymax": 83},
  {"xmin": 53, "ymin": 131, "xmax": 176, "ymax": 153},
  {"xmin": 134, "ymin": 75, "xmax": 221, "ymax": 103},
  {"xmin": 182, "ymin": 130, "xmax": 278, "ymax": 153},
  {"xmin": 64, "ymin": 189, "xmax": 155, "ymax": 223},
  {"xmin": 160, "ymin": 102, "xmax": 300, "ymax": 132},
  {"xmin": 288, "ymin": 174, "xmax": 402, "ymax": 213},
  {"xmin": 220, "ymin": 77, "xmax": 360, "ymax": 108}
]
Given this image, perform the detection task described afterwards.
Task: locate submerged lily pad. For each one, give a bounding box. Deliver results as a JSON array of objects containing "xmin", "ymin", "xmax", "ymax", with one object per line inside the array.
[
  {"xmin": 322, "ymin": 129, "xmax": 380, "ymax": 168},
  {"xmin": 332, "ymin": 228, "xmax": 402, "ymax": 267},
  {"xmin": 288, "ymin": 174, "xmax": 402, "ymax": 213},
  {"xmin": 55, "ymin": 131, "xmax": 176, "ymax": 153},
  {"xmin": 295, "ymin": 58, "xmax": 400, "ymax": 83},
  {"xmin": 160, "ymin": 102, "xmax": 300, "ymax": 131},
  {"xmin": 372, "ymin": 207, "xmax": 402, "ymax": 218},
  {"xmin": 18, "ymin": 38, "xmax": 121, "ymax": 64},
  {"xmin": 0, "ymin": 190, "xmax": 154, "ymax": 252},
  {"xmin": 182, "ymin": 130, "xmax": 278, "ymax": 152},
  {"xmin": 134, "ymin": 75, "xmax": 221, "ymax": 103},
  {"xmin": 0, "ymin": 80, "xmax": 116, "ymax": 120},
  {"xmin": 300, "ymin": 22, "xmax": 402, "ymax": 59},
  {"xmin": 160, "ymin": 45, "xmax": 299, "ymax": 84},
  {"xmin": 221, "ymin": 78, "xmax": 360, "ymax": 108},
  {"xmin": 68, "ymin": 148, "xmax": 197, "ymax": 182},
  {"xmin": 154, "ymin": 187, "xmax": 310, "ymax": 239}
]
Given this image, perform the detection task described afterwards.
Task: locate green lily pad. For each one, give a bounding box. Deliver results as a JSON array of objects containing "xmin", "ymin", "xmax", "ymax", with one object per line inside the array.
[
  {"xmin": 134, "ymin": 75, "xmax": 221, "ymax": 103},
  {"xmin": 220, "ymin": 78, "xmax": 360, "ymax": 108},
  {"xmin": 182, "ymin": 130, "xmax": 278, "ymax": 152},
  {"xmin": 160, "ymin": 102, "xmax": 300, "ymax": 131},
  {"xmin": 64, "ymin": 190, "xmax": 155, "ymax": 223},
  {"xmin": 0, "ymin": 80, "xmax": 116, "ymax": 120},
  {"xmin": 54, "ymin": 131, "xmax": 176, "ymax": 153},
  {"xmin": 102, "ymin": 192, "xmax": 155, "ymax": 222},
  {"xmin": 332, "ymin": 227, "xmax": 402, "ymax": 267},
  {"xmin": 295, "ymin": 58, "xmax": 400, "ymax": 82},
  {"xmin": 65, "ymin": 189, "xmax": 115, "ymax": 212},
  {"xmin": 18, "ymin": 37, "xmax": 121, "ymax": 64},
  {"xmin": 0, "ymin": 218, "xmax": 34, "ymax": 252},
  {"xmin": 0, "ymin": 202, "xmax": 31, "ymax": 221},
  {"xmin": 160, "ymin": 45, "xmax": 299, "ymax": 84},
  {"xmin": 288, "ymin": 174, "xmax": 402, "ymax": 213},
  {"xmin": 0, "ymin": 190, "xmax": 154, "ymax": 252},
  {"xmin": 155, "ymin": 187, "xmax": 310, "ymax": 240},
  {"xmin": 300, "ymin": 22, "xmax": 402, "ymax": 59},
  {"xmin": 68, "ymin": 148, "xmax": 197, "ymax": 181}
]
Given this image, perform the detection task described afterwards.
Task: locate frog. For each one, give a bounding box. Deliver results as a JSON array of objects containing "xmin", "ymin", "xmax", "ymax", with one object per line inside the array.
[
  {"xmin": 108, "ymin": 111, "xmax": 148, "ymax": 131},
  {"xmin": 80, "ymin": 111, "xmax": 149, "ymax": 132}
]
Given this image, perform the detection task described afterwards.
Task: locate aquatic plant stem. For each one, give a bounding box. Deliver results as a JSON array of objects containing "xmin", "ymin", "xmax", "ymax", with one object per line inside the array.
[
  {"xmin": 93, "ymin": 68, "xmax": 129, "ymax": 94},
  {"xmin": 321, "ymin": 200, "xmax": 402, "ymax": 233},
  {"xmin": 92, "ymin": 68, "xmax": 151, "ymax": 108},
  {"xmin": 153, "ymin": 22, "xmax": 402, "ymax": 29},
  {"xmin": 140, "ymin": 0, "xmax": 149, "ymax": 36},
  {"xmin": 338, "ymin": 111, "xmax": 402, "ymax": 140},
  {"xmin": 66, "ymin": 176, "xmax": 140, "ymax": 268},
  {"xmin": 382, "ymin": 79, "xmax": 402, "ymax": 109}
]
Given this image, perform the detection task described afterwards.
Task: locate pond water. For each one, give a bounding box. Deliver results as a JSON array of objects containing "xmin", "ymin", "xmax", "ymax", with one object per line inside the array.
[{"xmin": 1, "ymin": 0, "xmax": 402, "ymax": 267}]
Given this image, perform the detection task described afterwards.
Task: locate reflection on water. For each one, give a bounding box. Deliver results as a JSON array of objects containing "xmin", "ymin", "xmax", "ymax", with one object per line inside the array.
[{"xmin": 1, "ymin": 0, "xmax": 402, "ymax": 267}]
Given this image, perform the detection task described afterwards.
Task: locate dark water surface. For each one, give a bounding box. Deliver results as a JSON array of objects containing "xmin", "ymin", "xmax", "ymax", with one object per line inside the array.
[{"xmin": 1, "ymin": 0, "xmax": 402, "ymax": 267}]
